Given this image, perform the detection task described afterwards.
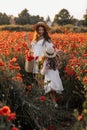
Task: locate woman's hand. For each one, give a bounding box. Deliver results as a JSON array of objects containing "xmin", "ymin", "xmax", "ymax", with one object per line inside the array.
[{"xmin": 24, "ymin": 34, "xmax": 31, "ymax": 49}]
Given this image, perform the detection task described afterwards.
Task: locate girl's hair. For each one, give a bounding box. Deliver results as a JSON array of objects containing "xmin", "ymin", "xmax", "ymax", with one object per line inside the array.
[
  {"xmin": 46, "ymin": 57, "xmax": 58, "ymax": 70},
  {"xmin": 32, "ymin": 25, "xmax": 51, "ymax": 44}
]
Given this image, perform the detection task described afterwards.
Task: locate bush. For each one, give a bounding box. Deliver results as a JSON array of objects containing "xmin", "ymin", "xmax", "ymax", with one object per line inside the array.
[
  {"xmin": 0, "ymin": 24, "xmax": 87, "ymax": 33},
  {"xmin": 0, "ymin": 24, "xmax": 33, "ymax": 32},
  {"xmin": 51, "ymin": 24, "xmax": 87, "ymax": 33}
]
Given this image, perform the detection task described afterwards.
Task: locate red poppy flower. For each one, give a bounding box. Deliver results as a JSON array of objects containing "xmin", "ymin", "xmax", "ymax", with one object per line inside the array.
[
  {"xmin": 0, "ymin": 106, "xmax": 11, "ymax": 116},
  {"xmin": 77, "ymin": 115, "xmax": 84, "ymax": 121},
  {"xmin": 49, "ymin": 125, "xmax": 55, "ymax": 130},
  {"xmin": 84, "ymin": 70, "xmax": 87, "ymax": 73},
  {"xmin": 5, "ymin": 76, "xmax": 8, "ymax": 80},
  {"xmin": 10, "ymin": 57, "xmax": 17, "ymax": 63},
  {"xmin": 52, "ymin": 45, "xmax": 56, "ymax": 51},
  {"xmin": 65, "ymin": 65, "xmax": 75, "ymax": 75},
  {"xmin": 0, "ymin": 59, "xmax": 5, "ymax": 66},
  {"xmin": 11, "ymin": 127, "xmax": 19, "ymax": 130},
  {"xmin": 27, "ymin": 85, "xmax": 32, "ymax": 91},
  {"xmin": 7, "ymin": 113, "xmax": 16, "ymax": 121},
  {"xmin": 26, "ymin": 55, "xmax": 34, "ymax": 61},
  {"xmin": 35, "ymin": 56, "xmax": 39, "ymax": 60},
  {"xmin": 55, "ymin": 97, "xmax": 60, "ymax": 102},
  {"xmin": 40, "ymin": 96, "xmax": 46, "ymax": 101},
  {"xmin": 83, "ymin": 76, "xmax": 87, "ymax": 83}
]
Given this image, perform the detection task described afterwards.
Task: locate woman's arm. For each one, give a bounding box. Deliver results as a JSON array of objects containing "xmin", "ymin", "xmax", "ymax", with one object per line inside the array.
[{"xmin": 24, "ymin": 34, "xmax": 32, "ymax": 49}]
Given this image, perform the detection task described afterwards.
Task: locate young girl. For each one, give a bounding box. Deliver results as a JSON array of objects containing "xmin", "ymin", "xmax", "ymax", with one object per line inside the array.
[{"xmin": 41, "ymin": 47, "xmax": 64, "ymax": 107}]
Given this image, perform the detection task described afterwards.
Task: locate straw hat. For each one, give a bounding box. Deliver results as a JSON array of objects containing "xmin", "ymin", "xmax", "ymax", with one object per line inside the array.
[
  {"xmin": 32, "ymin": 22, "xmax": 51, "ymax": 31},
  {"xmin": 44, "ymin": 47, "xmax": 56, "ymax": 58}
]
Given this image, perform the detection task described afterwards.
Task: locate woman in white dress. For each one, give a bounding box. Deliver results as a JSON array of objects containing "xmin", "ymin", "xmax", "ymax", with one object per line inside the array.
[
  {"xmin": 24, "ymin": 22, "xmax": 53, "ymax": 74},
  {"xmin": 41, "ymin": 47, "xmax": 64, "ymax": 107}
]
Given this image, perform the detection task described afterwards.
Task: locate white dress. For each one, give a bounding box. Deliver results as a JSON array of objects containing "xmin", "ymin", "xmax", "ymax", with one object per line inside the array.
[
  {"xmin": 31, "ymin": 38, "xmax": 53, "ymax": 74},
  {"xmin": 41, "ymin": 60, "xmax": 64, "ymax": 94}
]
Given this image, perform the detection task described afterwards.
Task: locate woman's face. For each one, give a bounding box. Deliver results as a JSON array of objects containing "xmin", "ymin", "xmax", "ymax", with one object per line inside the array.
[{"xmin": 37, "ymin": 26, "xmax": 45, "ymax": 36}]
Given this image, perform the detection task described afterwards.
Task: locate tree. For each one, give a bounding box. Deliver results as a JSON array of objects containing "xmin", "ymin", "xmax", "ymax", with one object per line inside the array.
[
  {"xmin": 0, "ymin": 12, "xmax": 10, "ymax": 25},
  {"xmin": 46, "ymin": 15, "xmax": 52, "ymax": 26},
  {"xmin": 30, "ymin": 15, "xmax": 44, "ymax": 24},
  {"xmin": 15, "ymin": 8, "xmax": 31, "ymax": 25},
  {"xmin": 79, "ymin": 9, "xmax": 87, "ymax": 26},
  {"xmin": 46, "ymin": 15, "xmax": 51, "ymax": 22},
  {"xmin": 53, "ymin": 9, "xmax": 73, "ymax": 25},
  {"xmin": 83, "ymin": 9, "xmax": 87, "ymax": 26},
  {"xmin": 15, "ymin": 9, "xmax": 44, "ymax": 25}
]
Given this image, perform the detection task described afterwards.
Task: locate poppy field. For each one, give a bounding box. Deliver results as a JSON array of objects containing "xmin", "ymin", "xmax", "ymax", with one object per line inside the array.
[{"xmin": 0, "ymin": 31, "xmax": 87, "ymax": 130}]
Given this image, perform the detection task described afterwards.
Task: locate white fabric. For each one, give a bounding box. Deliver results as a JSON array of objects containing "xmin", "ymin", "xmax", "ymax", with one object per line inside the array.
[
  {"xmin": 31, "ymin": 38, "xmax": 53, "ymax": 74},
  {"xmin": 41, "ymin": 60, "xmax": 64, "ymax": 94}
]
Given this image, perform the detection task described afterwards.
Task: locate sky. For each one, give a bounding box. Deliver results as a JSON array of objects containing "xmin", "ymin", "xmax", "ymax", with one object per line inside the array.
[{"xmin": 0, "ymin": 0, "xmax": 87, "ymax": 21}]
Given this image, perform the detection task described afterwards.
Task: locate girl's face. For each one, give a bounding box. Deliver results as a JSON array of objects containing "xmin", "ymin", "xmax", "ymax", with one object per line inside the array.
[{"xmin": 37, "ymin": 26, "xmax": 45, "ymax": 36}]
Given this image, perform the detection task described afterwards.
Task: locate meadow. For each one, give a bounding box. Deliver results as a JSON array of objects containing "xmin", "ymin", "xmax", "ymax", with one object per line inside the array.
[{"xmin": 0, "ymin": 31, "xmax": 87, "ymax": 130}]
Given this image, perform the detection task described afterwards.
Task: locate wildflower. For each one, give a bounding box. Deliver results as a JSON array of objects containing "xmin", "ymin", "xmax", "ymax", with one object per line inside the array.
[
  {"xmin": 49, "ymin": 125, "xmax": 55, "ymax": 130},
  {"xmin": 55, "ymin": 97, "xmax": 60, "ymax": 102},
  {"xmin": 15, "ymin": 66, "xmax": 21, "ymax": 71},
  {"xmin": 83, "ymin": 76, "xmax": 87, "ymax": 84},
  {"xmin": 52, "ymin": 45, "xmax": 56, "ymax": 51},
  {"xmin": 65, "ymin": 65, "xmax": 75, "ymax": 75},
  {"xmin": 27, "ymin": 85, "xmax": 32, "ymax": 91},
  {"xmin": 77, "ymin": 114, "xmax": 84, "ymax": 121},
  {"xmin": 35, "ymin": 56, "xmax": 39, "ymax": 60},
  {"xmin": 16, "ymin": 73, "xmax": 22, "ymax": 77},
  {"xmin": 12, "ymin": 75, "xmax": 23, "ymax": 82},
  {"xmin": 7, "ymin": 113, "xmax": 16, "ymax": 121},
  {"xmin": 10, "ymin": 57, "xmax": 17, "ymax": 63},
  {"xmin": 26, "ymin": 54, "xmax": 34, "ymax": 61},
  {"xmin": 0, "ymin": 59, "xmax": 5, "ymax": 66},
  {"xmin": 82, "ymin": 54, "xmax": 87, "ymax": 57},
  {"xmin": 11, "ymin": 127, "xmax": 19, "ymax": 130},
  {"xmin": 0, "ymin": 106, "xmax": 11, "ymax": 116},
  {"xmin": 40, "ymin": 96, "xmax": 46, "ymax": 101},
  {"xmin": 5, "ymin": 76, "xmax": 8, "ymax": 80},
  {"xmin": 84, "ymin": 70, "xmax": 87, "ymax": 73},
  {"xmin": 0, "ymin": 108, "xmax": 3, "ymax": 115}
]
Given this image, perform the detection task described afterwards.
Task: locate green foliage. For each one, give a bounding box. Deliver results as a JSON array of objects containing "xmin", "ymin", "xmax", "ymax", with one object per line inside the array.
[
  {"xmin": 51, "ymin": 24, "xmax": 87, "ymax": 33},
  {"xmin": 15, "ymin": 8, "xmax": 31, "ymax": 25},
  {"xmin": 0, "ymin": 24, "xmax": 87, "ymax": 33},
  {"xmin": 30, "ymin": 15, "xmax": 44, "ymax": 24},
  {"xmin": 0, "ymin": 12, "xmax": 10, "ymax": 25},
  {"xmin": 14, "ymin": 8, "xmax": 44, "ymax": 25},
  {"xmin": 53, "ymin": 8, "xmax": 73, "ymax": 25},
  {"xmin": 83, "ymin": 9, "xmax": 87, "ymax": 26},
  {"xmin": 0, "ymin": 24, "xmax": 33, "ymax": 31}
]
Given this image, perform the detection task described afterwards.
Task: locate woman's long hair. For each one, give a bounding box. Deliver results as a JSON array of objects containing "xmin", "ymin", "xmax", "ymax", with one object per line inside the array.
[
  {"xmin": 32, "ymin": 25, "xmax": 51, "ymax": 44},
  {"xmin": 46, "ymin": 57, "xmax": 58, "ymax": 70}
]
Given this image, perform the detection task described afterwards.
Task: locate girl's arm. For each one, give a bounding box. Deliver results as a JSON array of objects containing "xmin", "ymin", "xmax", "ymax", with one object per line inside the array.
[{"xmin": 41, "ymin": 60, "xmax": 48, "ymax": 75}]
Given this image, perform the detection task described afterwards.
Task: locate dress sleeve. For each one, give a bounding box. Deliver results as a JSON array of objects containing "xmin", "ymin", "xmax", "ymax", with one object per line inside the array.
[
  {"xmin": 45, "ymin": 41, "xmax": 53, "ymax": 48},
  {"xmin": 41, "ymin": 60, "xmax": 48, "ymax": 75}
]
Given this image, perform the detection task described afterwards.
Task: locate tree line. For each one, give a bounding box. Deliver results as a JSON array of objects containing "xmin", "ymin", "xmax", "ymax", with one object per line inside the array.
[{"xmin": 0, "ymin": 8, "xmax": 87, "ymax": 26}]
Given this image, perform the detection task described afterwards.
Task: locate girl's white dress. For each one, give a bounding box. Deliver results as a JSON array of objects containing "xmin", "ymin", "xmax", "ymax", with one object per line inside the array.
[
  {"xmin": 41, "ymin": 60, "xmax": 64, "ymax": 94},
  {"xmin": 31, "ymin": 39, "xmax": 53, "ymax": 74}
]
